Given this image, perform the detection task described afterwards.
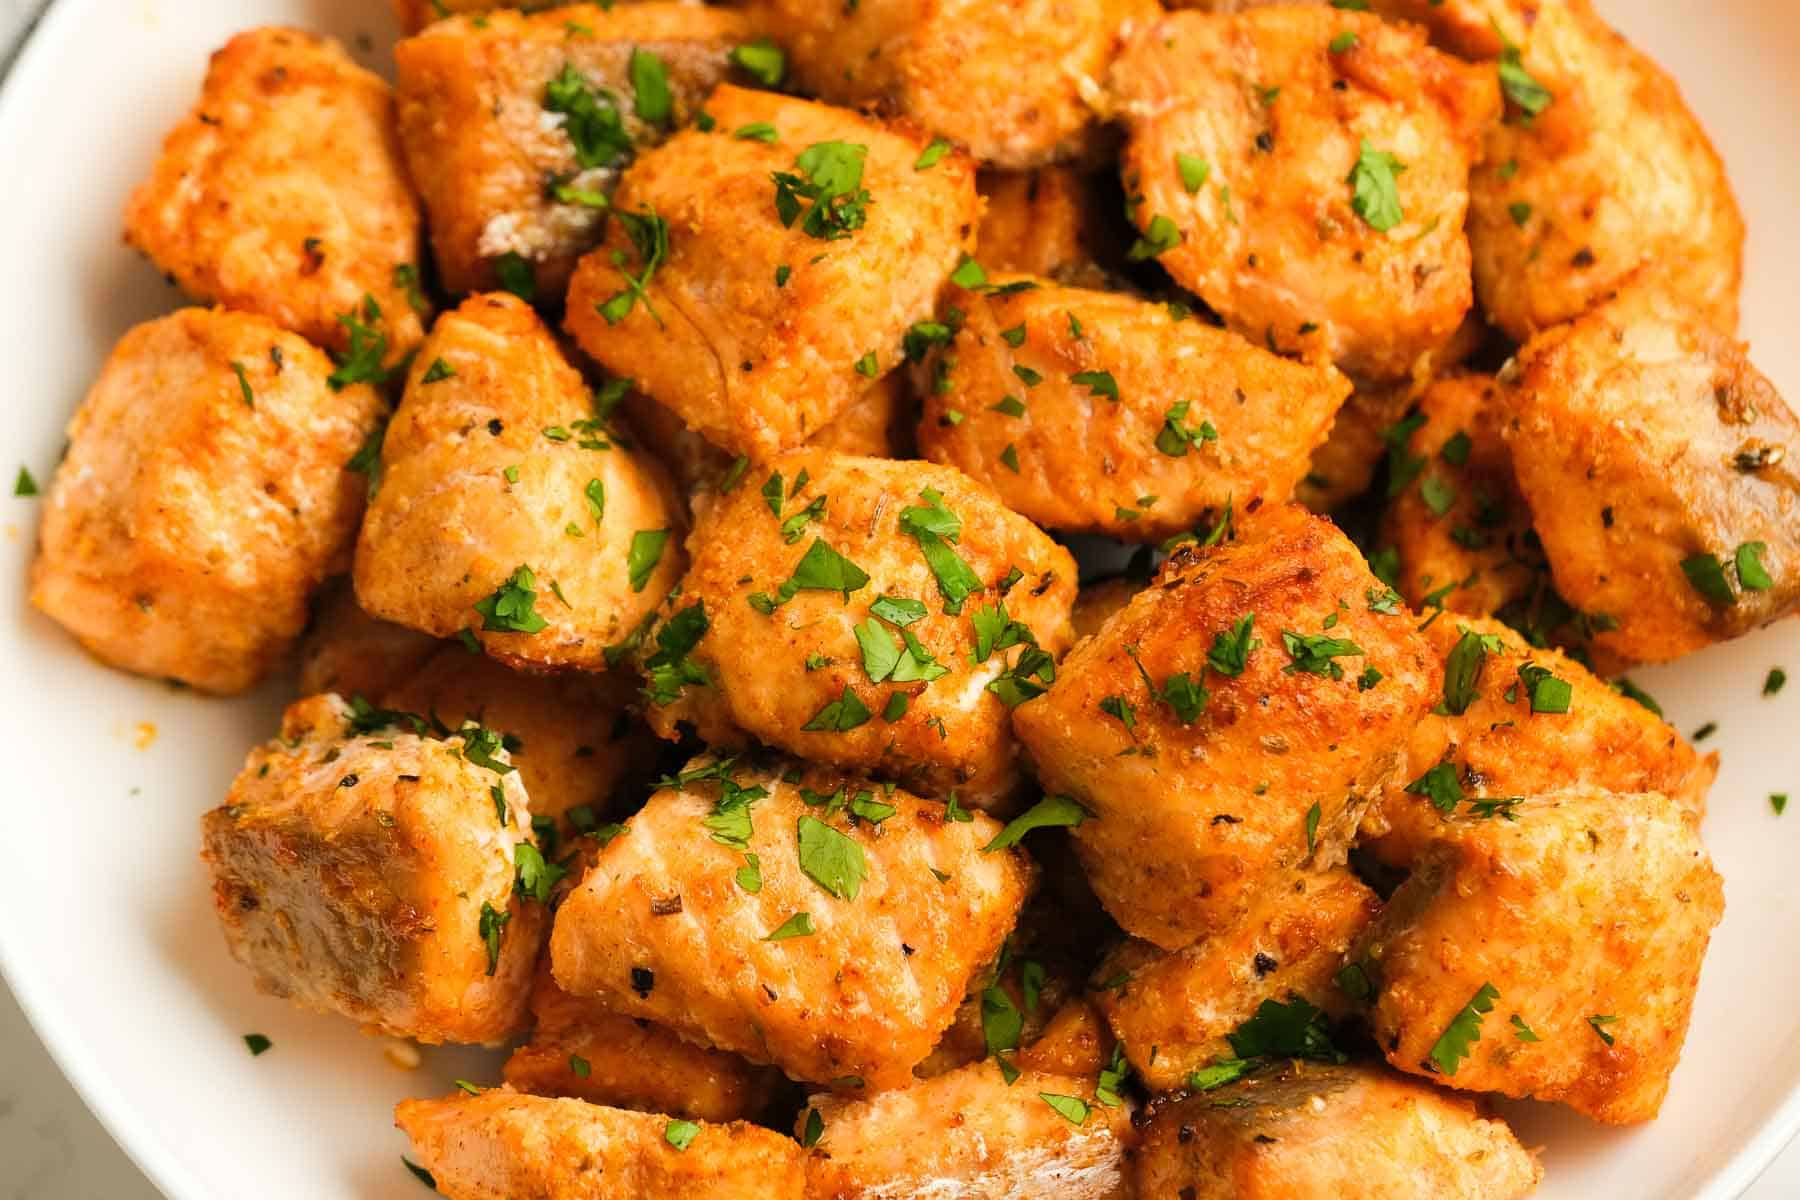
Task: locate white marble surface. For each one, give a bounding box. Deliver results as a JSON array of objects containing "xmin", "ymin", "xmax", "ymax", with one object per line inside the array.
[{"xmin": 0, "ymin": 2, "xmax": 1796, "ymax": 1197}]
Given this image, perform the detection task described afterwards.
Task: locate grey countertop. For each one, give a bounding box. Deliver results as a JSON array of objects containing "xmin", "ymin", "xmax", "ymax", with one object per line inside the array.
[{"xmin": 0, "ymin": 3, "xmax": 1793, "ymax": 1197}]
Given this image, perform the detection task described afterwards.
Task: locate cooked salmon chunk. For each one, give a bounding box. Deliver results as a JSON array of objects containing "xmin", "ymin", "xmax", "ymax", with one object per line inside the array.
[
  {"xmin": 1071, "ymin": 576, "xmax": 1143, "ymax": 643},
  {"xmin": 395, "ymin": 1089, "xmax": 805, "ymax": 1200},
  {"xmin": 1014, "ymin": 504, "xmax": 1438, "ymax": 950},
  {"xmin": 503, "ymin": 964, "xmax": 784, "ymax": 1121},
  {"xmin": 1109, "ymin": 8, "xmax": 1498, "ymax": 381},
  {"xmin": 798, "ymin": 1059, "xmax": 1133, "ymax": 1200},
  {"xmin": 977, "ymin": 168, "xmax": 1125, "ymax": 287},
  {"xmin": 916, "ymin": 274, "xmax": 1351, "ymax": 540},
  {"xmin": 354, "ymin": 293, "xmax": 686, "ymax": 671},
  {"xmin": 634, "ymin": 451, "xmax": 1075, "ymax": 807},
  {"xmin": 200, "ymin": 694, "xmax": 544, "ymax": 1043},
  {"xmin": 1094, "ymin": 868, "xmax": 1378, "ymax": 1092},
  {"xmin": 1382, "ymin": 374, "xmax": 1539, "ymax": 621},
  {"xmin": 297, "ymin": 578, "xmax": 440, "ymax": 700},
  {"xmin": 743, "ymin": 0, "xmax": 1159, "ymax": 169},
  {"xmin": 30, "ymin": 309, "xmax": 383, "ymax": 693},
  {"xmin": 1359, "ymin": 785, "xmax": 1724, "ymax": 1124},
  {"xmin": 394, "ymin": 5, "xmax": 749, "ymax": 300},
  {"xmin": 550, "ymin": 755, "xmax": 1035, "ymax": 1088},
  {"xmin": 564, "ymin": 85, "xmax": 979, "ymax": 461},
  {"xmin": 392, "ymin": 0, "xmax": 673, "ymax": 35},
  {"xmin": 1500, "ymin": 285, "xmax": 1800, "ymax": 663},
  {"xmin": 1361, "ymin": 614, "xmax": 1717, "ymax": 866},
  {"xmin": 1468, "ymin": 1, "xmax": 1743, "ymax": 339},
  {"xmin": 124, "ymin": 28, "xmax": 427, "ymax": 363},
  {"xmin": 1134, "ymin": 1062, "xmax": 1541, "ymax": 1199}
]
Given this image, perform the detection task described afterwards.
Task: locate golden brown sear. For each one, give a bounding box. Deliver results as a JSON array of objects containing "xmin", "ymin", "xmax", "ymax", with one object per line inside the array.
[
  {"xmin": 1360, "ymin": 786, "xmax": 1725, "ymax": 1124},
  {"xmin": 549, "ymin": 756, "xmax": 1034, "ymax": 1089},
  {"xmin": 798, "ymin": 1060, "xmax": 1134, "ymax": 1200},
  {"xmin": 1469, "ymin": 0, "xmax": 1744, "ymax": 339},
  {"xmin": 1015, "ymin": 504, "xmax": 1439, "ymax": 950},
  {"xmin": 394, "ymin": 4, "xmax": 748, "ymax": 301},
  {"xmin": 564, "ymin": 85, "xmax": 980, "ymax": 461},
  {"xmin": 1500, "ymin": 285, "xmax": 1799, "ymax": 663},
  {"xmin": 395, "ymin": 1089, "xmax": 806, "ymax": 1200},
  {"xmin": 354, "ymin": 293, "xmax": 686, "ymax": 671},
  {"xmin": 1362, "ymin": 614, "xmax": 1716, "ymax": 866},
  {"xmin": 1133, "ymin": 1061, "xmax": 1541, "ymax": 1199},
  {"xmin": 1094, "ymin": 868, "xmax": 1378, "ymax": 1092},
  {"xmin": 31, "ymin": 309, "xmax": 382, "ymax": 693},
  {"xmin": 502, "ymin": 964, "xmax": 784, "ymax": 1122},
  {"xmin": 976, "ymin": 167, "xmax": 1127, "ymax": 287},
  {"xmin": 916, "ymin": 275, "xmax": 1351, "ymax": 541},
  {"xmin": 200, "ymin": 694, "xmax": 543, "ymax": 1044},
  {"xmin": 743, "ymin": 0, "xmax": 1160, "ymax": 169},
  {"xmin": 125, "ymin": 28, "xmax": 427, "ymax": 363},
  {"xmin": 1109, "ymin": 8, "xmax": 1498, "ymax": 381},
  {"xmin": 635, "ymin": 450, "xmax": 1076, "ymax": 808}
]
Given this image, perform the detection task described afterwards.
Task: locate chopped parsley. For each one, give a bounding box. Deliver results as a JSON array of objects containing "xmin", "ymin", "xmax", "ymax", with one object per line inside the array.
[
  {"xmin": 764, "ymin": 911, "xmax": 814, "ymax": 941},
  {"xmin": 797, "ymin": 815, "xmax": 867, "ymax": 899},
  {"xmin": 327, "ymin": 294, "xmax": 390, "ymax": 390},
  {"xmin": 628, "ymin": 49, "xmax": 672, "ymax": 125},
  {"xmin": 730, "ymin": 39, "xmax": 785, "ymax": 87},
  {"xmin": 641, "ymin": 600, "xmax": 710, "ymax": 705},
  {"xmin": 982, "ymin": 794, "xmax": 1088, "ymax": 852},
  {"xmin": 1429, "ymin": 981, "xmax": 1498, "ymax": 1075},
  {"xmin": 899, "ymin": 489, "xmax": 982, "ymax": 613},
  {"xmin": 1128, "ymin": 213, "xmax": 1183, "ymax": 261},
  {"xmin": 1587, "ymin": 1014, "xmax": 1620, "ymax": 1046},
  {"xmin": 13, "ymin": 467, "xmax": 37, "ymax": 496},
  {"xmin": 477, "ymin": 901, "xmax": 510, "ymax": 975},
  {"xmin": 243, "ymin": 1033, "xmax": 272, "ymax": 1056},
  {"xmin": 626, "ymin": 530, "xmax": 670, "ymax": 592},
  {"xmin": 1498, "ymin": 48, "xmax": 1553, "ymax": 117},
  {"xmin": 1280, "ymin": 630, "xmax": 1364, "ymax": 680},
  {"xmin": 774, "ymin": 141, "xmax": 871, "ymax": 241},
  {"xmin": 664, "ymin": 1119, "xmax": 700, "ymax": 1152},
  {"xmin": 1348, "ymin": 139, "xmax": 1405, "ymax": 232},
  {"xmin": 422, "ymin": 357, "xmax": 455, "ymax": 383},
  {"xmin": 595, "ymin": 207, "xmax": 669, "ymax": 326},
  {"xmin": 545, "ymin": 64, "xmax": 630, "ymax": 169},
  {"xmin": 1176, "ymin": 152, "xmax": 1210, "ymax": 194},
  {"xmin": 1039, "ymin": 1093, "xmax": 1090, "ymax": 1125},
  {"xmin": 474, "ymin": 565, "xmax": 549, "ymax": 634},
  {"xmin": 1155, "ymin": 400, "xmax": 1217, "ymax": 456},
  {"xmin": 802, "ymin": 686, "xmax": 872, "ymax": 733},
  {"xmin": 1208, "ymin": 614, "xmax": 1259, "ymax": 676},
  {"xmin": 915, "ymin": 137, "xmax": 952, "ymax": 170}
]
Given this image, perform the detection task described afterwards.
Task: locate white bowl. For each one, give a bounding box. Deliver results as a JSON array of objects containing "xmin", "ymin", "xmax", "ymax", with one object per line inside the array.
[{"xmin": 1, "ymin": 1, "xmax": 1796, "ymax": 1196}]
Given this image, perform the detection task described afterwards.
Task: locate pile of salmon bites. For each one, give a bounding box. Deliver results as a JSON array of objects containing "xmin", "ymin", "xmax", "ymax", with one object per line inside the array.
[{"xmin": 26, "ymin": 1, "xmax": 1798, "ymax": 1196}]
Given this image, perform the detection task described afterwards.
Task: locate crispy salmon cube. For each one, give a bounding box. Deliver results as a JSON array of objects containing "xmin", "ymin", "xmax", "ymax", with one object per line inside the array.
[
  {"xmin": 1072, "ymin": 576, "xmax": 1144, "ymax": 643},
  {"xmin": 1382, "ymin": 374, "xmax": 1540, "ymax": 620},
  {"xmin": 743, "ymin": 0, "xmax": 1159, "ymax": 169},
  {"xmin": 798, "ymin": 1060, "xmax": 1133, "ymax": 1199},
  {"xmin": 550, "ymin": 755, "xmax": 1035, "ymax": 1088},
  {"xmin": 564, "ymin": 85, "xmax": 980, "ymax": 461},
  {"xmin": 1361, "ymin": 613, "xmax": 1717, "ymax": 866},
  {"xmin": 124, "ymin": 28, "xmax": 427, "ymax": 363},
  {"xmin": 503, "ymin": 964, "xmax": 783, "ymax": 1121},
  {"xmin": 1094, "ymin": 869, "xmax": 1378, "ymax": 1092},
  {"xmin": 298, "ymin": 578, "xmax": 441, "ymax": 700},
  {"xmin": 1360, "ymin": 785, "xmax": 1724, "ymax": 1124},
  {"xmin": 1500, "ymin": 285, "xmax": 1800, "ymax": 664},
  {"xmin": 1110, "ymin": 8, "xmax": 1498, "ymax": 381},
  {"xmin": 1013, "ymin": 504, "xmax": 1438, "ymax": 950},
  {"xmin": 977, "ymin": 167, "xmax": 1125, "ymax": 288},
  {"xmin": 1468, "ymin": 2, "xmax": 1743, "ymax": 340},
  {"xmin": 396, "ymin": 1089, "xmax": 805, "ymax": 1200},
  {"xmin": 200, "ymin": 694, "xmax": 544, "ymax": 1043},
  {"xmin": 353, "ymin": 293, "xmax": 686, "ymax": 671},
  {"xmin": 1134, "ymin": 1061, "xmax": 1540, "ymax": 1199},
  {"xmin": 633, "ymin": 451, "xmax": 1076, "ymax": 808},
  {"xmin": 916, "ymin": 274, "xmax": 1351, "ymax": 541},
  {"xmin": 394, "ymin": 5, "xmax": 749, "ymax": 301},
  {"xmin": 30, "ymin": 309, "xmax": 383, "ymax": 693}
]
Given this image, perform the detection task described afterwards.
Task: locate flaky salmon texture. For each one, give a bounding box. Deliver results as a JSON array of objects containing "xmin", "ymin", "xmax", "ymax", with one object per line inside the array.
[{"xmin": 25, "ymin": 0, "xmax": 1786, "ymax": 1195}]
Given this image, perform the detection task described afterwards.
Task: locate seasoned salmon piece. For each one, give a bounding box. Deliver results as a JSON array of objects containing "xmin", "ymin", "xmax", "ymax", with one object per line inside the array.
[
  {"xmin": 1094, "ymin": 869, "xmax": 1378, "ymax": 1092},
  {"xmin": 354, "ymin": 293, "xmax": 685, "ymax": 671},
  {"xmin": 742, "ymin": 0, "xmax": 1159, "ymax": 169},
  {"xmin": 297, "ymin": 578, "xmax": 441, "ymax": 700},
  {"xmin": 1071, "ymin": 576, "xmax": 1143, "ymax": 643},
  {"xmin": 395, "ymin": 1089, "xmax": 805, "ymax": 1200},
  {"xmin": 1013, "ymin": 504, "xmax": 1438, "ymax": 950},
  {"xmin": 1468, "ymin": 1, "xmax": 1743, "ymax": 339},
  {"xmin": 30, "ymin": 309, "xmax": 382, "ymax": 693},
  {"xmin": 394, "ymin": 5, "xmax": 749, "ymax": 300},
  {"xmin": 916, "ymin": 275, "xmax": 1351, "ymax": 541},
  {"xmin": 977, "ymin": 167, "xmax": 1125, "ymax": 288},
  {"xmin": 798, "ymin": 1060, "xmax": 1133, "ymax": 1200},
  {"xmin": 200, "ymin": 694, "xmax": 543, "ymax": 1043},
  {"xmin": 1500, "ymin": 285, "xmax": 1800, "ymax": 664},
  {"xmin": 503, "ymin": 965, "xmax": 783, "ymax": 1121},
  {"xmin": 564, "ymin": 85, "xmax": 979, "ymax": 461},
  {"xmin": 1360, "ymin": 786, "xmax": 1724, "ymax": 1124},
  {"xmin": 1109, "ymin": 8, "xmax": 1498, "ymax": 381},
  {"xmin": 1134, "ymin": 1062, "xmax": 1540, "ymax": 1199},
  {"xmin": 124, "ymin": 28, "xmax": 427, "ymax": 363},
  {"xmin": 550, "ymin": 755, "xmax": 1034, "ymax": 1088},
  {"xmin": 633, "ymin": 451, "xmax": 1076, "ymax": 808},
  {"xmin": 1382, "ymin": 374, "xmax": 1539, "ymax": 620},
  {"xmin": 1361, "ymin": 614, "xmax": 1716, "ymax": 866},
  {"xmin": 392, "ymin": 0, "xmax": 681, "ymax": 35}
]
